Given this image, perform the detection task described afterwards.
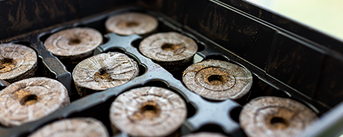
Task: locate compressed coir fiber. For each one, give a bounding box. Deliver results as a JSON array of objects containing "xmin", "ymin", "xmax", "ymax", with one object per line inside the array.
[
  {"xmin": 183, "ymin": 132, "xmax": 227, "ymax": 137},
  {"xmin": 72, "ymin": 52, "xmax": 139, "ymax": 96},
  {"xmin": 105, "ymin": 12, "xmax": 158, "ymax": 36},
  {"xmin": 0, "ymin": 77, "xmax": 70, "ymax": 126},
  {"xmin": 0, "ymin": 43, "xmax": 37, "ymax": 83},
  {"xmin": 110, "ymin": 86, "xmax": 187, "ymax": 136},
  {"xmin": 139, "ymin": 32, "xmax": 198, "ymax": 72},
  {"xmin": 29, "ymin": 118, "xmax": 109, "ymax": 137},
  {"xmin": 239, "ymin": 96, "xmax": 318, "ymax": 137},
  {"xmin": 182, "ymin": 59, "xmax": 252, "ymax": 101},
  {"xmin": 44, "ymin": 27, "xmax": 103, "ymax": 65}
]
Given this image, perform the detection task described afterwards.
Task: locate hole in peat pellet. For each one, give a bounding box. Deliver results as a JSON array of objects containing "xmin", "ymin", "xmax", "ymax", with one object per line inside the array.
[
  {"xmin": 99, "ymin": 68, "xmax": 106, "ymax": 75},
  {"xmin": 94, "ymin": 68, "xmax": 112, "ymax": 82},
  {"xmin": 136, "ymin": 102, "xmax": 160, "ymax": 120},
  {"xmin": 270, "ymin": 117, "xmax": 289, "ymax": 129},
  {"xmin": 161, "ymin": 43, "xmax": 183, "ymax": 51},
  {"xmin": 208, "ymin": 75, "xmax": 224, "ymax": 85},
  {"xmin": 20, "ymin": 94, "xmax": 38, "ymax": 106},
  {"xmin": 0, "ymin": 58, "xmax": 16, "ymax": 71},
  {"xmin": 125, "ymin": 21, "xmax": 139, "ymax": 27},
  {"xmin": 68, "ymin": 38, "xmax": 81, "ymax": 45}
]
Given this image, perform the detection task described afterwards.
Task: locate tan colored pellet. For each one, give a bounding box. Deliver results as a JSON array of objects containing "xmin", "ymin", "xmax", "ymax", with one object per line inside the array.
[
  {"xmin": 0, "ymin": 44, "xmax": 37, "ymax": 83},
  {"xmin": 240, "ymin": 96, "xmax": 317, "ymax": 137},
  {"xmin": 105, "ymin": 12, "xmax": 158, "ymax": 36},
  {"xmin": 29, "ymin": 118, "xmax": 109, "ymax": 137},
  {"xmin": 110, "ymin": 86, "xmax": 187, "ymax": 136},
  {"xmin": 72, "ymin": 52, "xmax": 139, "ymax": 96},
  {"xmin": 183, "ymin": 59, "xmax": 252, "ymax": 100},
  {"xmin": 0, "ymin": 77, "xmax": 70, "ymax": 126},
  {"xmin": 44, "ymin": 27, "xmax": 102, "ymax": 62}
]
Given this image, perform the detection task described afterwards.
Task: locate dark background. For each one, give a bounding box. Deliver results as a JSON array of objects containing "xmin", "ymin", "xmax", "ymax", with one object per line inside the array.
[{"xmin": 1, "ymin": 0, "xmax": 343, "ymax": 107}]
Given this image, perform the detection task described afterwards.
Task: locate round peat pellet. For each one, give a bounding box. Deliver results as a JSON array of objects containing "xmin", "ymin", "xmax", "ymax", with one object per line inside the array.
[
  {"xmin": 110, "ymin": 87, "xmax": 187, "ymax": 136},
  {"xmin": 0, "ymin": 77, "xmax": 70, "ymax": 126},
  {"xmin": 29, "ymin": 118, "xmax": 109, "ymax": 137},
  {"xmin": 0, "ymin": 44, "xmax": 37, "ymax": 83},
  {"xmin": 72, "ymin": 52, "xmax": 139, "ymax": 96},
  {"xmin": 139, "ymin": 32, "xmax": 198, "ymax": 72},
  {"xmin": 183, "ymin": 132, "xmax": 227, "ymax": 137},
  {"xmin": 44, "ymin": 27, "xmax": 102, "ymax": 64},
  {"xmin": 182, "ymin": 60, "xmax": 252, "ymax": 100},
  {"xmin": 105, "ymin": 12, "xmax": 158, "ymax": 36},
  {"xmin": 239, "ymin": 96, "xmax": 318, "ymax": 137}
]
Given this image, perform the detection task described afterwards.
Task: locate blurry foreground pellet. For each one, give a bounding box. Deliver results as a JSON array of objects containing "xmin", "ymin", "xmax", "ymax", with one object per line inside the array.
[
  {"xmin": 240, "ymin": 96, "xmax": 317, "ymax": 137},
  {"xmin": 110, "ymin": 86, "xmax": 187, "ymax": 136},
  {"xmin": 0, "ymin": 77, "xmax": 70, "ymax": 126},
  {"xmin": 29, "ymin": 118, "xmax": 109, "ymax": 137}
]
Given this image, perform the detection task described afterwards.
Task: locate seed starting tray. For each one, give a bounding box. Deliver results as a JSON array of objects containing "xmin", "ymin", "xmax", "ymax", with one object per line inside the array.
[{"xmin": 0, "ymin": 1, "xmax": 342, "ymax": 137}]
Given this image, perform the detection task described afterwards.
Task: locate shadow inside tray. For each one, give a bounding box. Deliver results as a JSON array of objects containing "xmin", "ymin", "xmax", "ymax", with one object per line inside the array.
[
  {"xmin": 184, "ymin": 124, "xmax": 233, "ymax": 137},
  {"xmin": 66, "ymin": 96, "xmax": 117, "ymax": 136}
]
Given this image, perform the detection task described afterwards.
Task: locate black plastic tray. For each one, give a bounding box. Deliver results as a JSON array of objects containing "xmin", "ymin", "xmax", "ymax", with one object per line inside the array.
[{"xmin": 0, "ymin": 0, "xmax": 342, "ymax": 136}]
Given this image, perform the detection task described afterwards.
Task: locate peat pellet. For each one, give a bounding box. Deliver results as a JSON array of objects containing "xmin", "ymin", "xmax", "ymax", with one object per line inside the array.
[
  {"xmin": 183, "ymin": 132, "xmax": 227, "ymax": 137},
  {"xmin": 0, "ymin": 77, "xmax": 70, "ymax": 126},
  {"xmin": 110, "ymin": 87, "xmax": 187, "ymax": 136},
  {"xmin": 139, "ymin": 32, "xmax": 198, "ymax": 72},
  {"xmin": 239, "ymin": 96, "xmax": 318, "ymax": 137},
  {"xmin": 73, "ymin": 52, "xmax": 139, "ymax": 96},
  {"xmin": 44, "ymin": 27, "xmax": 102, "ymax": 64},
  {"xmin": 105, "ymin": 12, "xmax": 158, "ymax": 36},
  {"xmin": 182, "ymin": 60, "xmax": 252, "ymax": 100},
  {"xmin": 0, "ymin": 44, "xmax": 37, "ymax": 83},
  {"xmin": 29, "ymin": 118, "xmax": 109, "ymax": 137}
]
